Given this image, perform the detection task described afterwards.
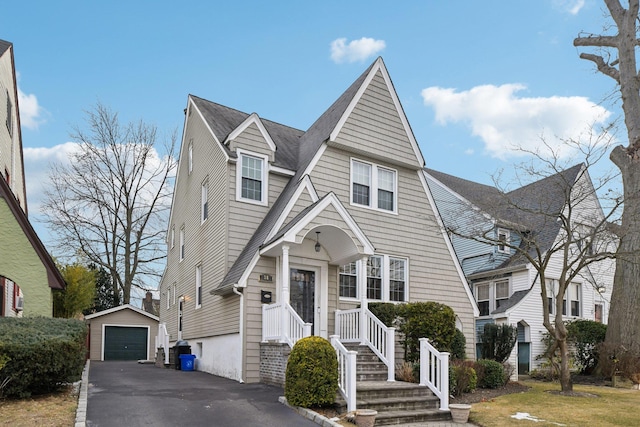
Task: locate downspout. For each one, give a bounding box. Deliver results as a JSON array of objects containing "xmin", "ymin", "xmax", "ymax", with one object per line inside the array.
[{"xmin": 233, "ymin": 284, "xmax": 245, "ymax": 383}]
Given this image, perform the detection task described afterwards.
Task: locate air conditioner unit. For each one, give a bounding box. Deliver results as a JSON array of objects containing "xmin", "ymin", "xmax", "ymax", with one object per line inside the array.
[{"xmin": 15, "ymin": 296, "xmax": 24, "ymax": 311}]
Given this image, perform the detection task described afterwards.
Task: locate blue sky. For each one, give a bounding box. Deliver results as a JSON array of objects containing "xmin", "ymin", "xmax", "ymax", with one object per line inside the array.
[{"xmin": 4, "ymin": 0, "xmax": 620, "ymax": 247}]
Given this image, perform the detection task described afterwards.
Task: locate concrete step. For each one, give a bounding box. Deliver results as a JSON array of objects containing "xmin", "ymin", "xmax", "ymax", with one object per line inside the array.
[
  {"xmin": 374, "ymin": 409, "xmax": 451, "ymax": 426},
  {"xmin": 356, "ymin": 395, "xmax": 440, "ymax": 412}
]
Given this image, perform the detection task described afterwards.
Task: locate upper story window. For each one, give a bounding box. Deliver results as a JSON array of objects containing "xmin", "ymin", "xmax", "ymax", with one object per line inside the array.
[
  {"xmin": 546, "ymin": 279, "xmax": 555, "ymax": 314},
  {"xmin": 201, "ymin": 178, "xmax": 209, "ymax": 223},
  {"xmin": 350, "ymin": 159, "xmax": 397, "ymax": 213},
  {"xmin": 339, "ymin": 255, "xmax": 408, "ymax": 302},
  {"xmin": 195, "ymin": 264, "xmax": 202, "ymax": 309},
  {"xmin": 475, "ymin": 279, "xmax": 511, "ymax": 316},
  {"xmin": 179, "ymin": 226, "xmax": 185, "ymax": 262},
  {"xmin": 188, "ymin": 140, "xmax": 193, "ymax": 174},
  {"xmin": 497, "ymin": 228, "xmax": 510, "ymax": 253},
  {"xmin": 170, "ymin": 226, "xmax": 175, "ymax": 249},
  {"xmin": 166, "ymin": 283, "xmax": 171, "ymax": 310},
  {"xmin": 570, "ymin": 282, "xmax": 581, "ymax": 316},
  {"xmin": 236, "ymin": 150, "xmax": 268, "ymax": 205}
]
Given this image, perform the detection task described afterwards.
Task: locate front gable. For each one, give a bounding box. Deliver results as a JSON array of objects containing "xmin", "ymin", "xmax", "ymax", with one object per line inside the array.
[
  {"xmin": 329, "ymin": 58, "xmax": 423, "ymax": 170},
  {"xmin": 226, "ymin": 114, "xmax": 276, "ymax": 162}
]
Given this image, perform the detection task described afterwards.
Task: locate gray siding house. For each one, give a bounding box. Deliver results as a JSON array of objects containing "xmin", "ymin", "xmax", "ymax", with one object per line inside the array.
[
  {"xmin": 425, "ymin": 165, "xmax": 614, "ymax": 376},
  {"xmin": 158, "ymin": 58, "xmax": 477, "ymax": 390}
]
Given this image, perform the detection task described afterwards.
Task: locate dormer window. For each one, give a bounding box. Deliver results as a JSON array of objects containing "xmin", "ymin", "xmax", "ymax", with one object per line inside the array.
[
  {"xmin": 236, "ymin": 150, "xmax": 268, "ymax": 205},
  {"xmin": 497, "ymin": 228, "xmax": 510, "ymax": 253}
]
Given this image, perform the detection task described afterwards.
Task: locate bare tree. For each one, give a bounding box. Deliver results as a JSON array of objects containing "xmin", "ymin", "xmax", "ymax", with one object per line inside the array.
[
  {"xmin": 437, "ymin": 138, "xmax": 620, "ymax": 392},
  {"xmin": 42, "ymin": 104, "xmax": 177, "ymax": 304},
  {"xmin": 574, "ymin": 0, "xmax": 640, "ymax": 359}
]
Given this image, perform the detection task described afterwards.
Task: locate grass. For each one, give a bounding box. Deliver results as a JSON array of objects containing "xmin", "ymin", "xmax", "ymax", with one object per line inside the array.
[
  {"xmin": 0, "ymin": 386, "xmax": 78, "ymax": 427},
  {"xmin": 470, "ymin": 380, "xmax": 640, "ymax": 427}
]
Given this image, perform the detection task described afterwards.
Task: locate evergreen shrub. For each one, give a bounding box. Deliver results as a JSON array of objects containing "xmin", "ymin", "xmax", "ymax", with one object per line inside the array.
[
  {"xmin": 284, "ymin": 336, "xmax": 338, "ymax": 407},
  {"xmin": 475, "ymin": 359, "xmax": 505, "ymax": 389},
  {"xmin": 450, "ymin": 328, "xmax": 467, "ymax": 360},
  {"xmin": 479, "ymin": 323, "xmax": 517, "ymax": 363},
  {"xmin": 566, "ymin": 319, "xmax": 607, "ymax": 374},
  {"xmin": 396, "ymin": 302, "xmax": 456, "ymax": 363},
  {"xmin": 0, "ymin": 317, "xmax": 87, "ymax": 397},
  {"xmin": 449, "ymin": 360, "xmax": 477, "ymax": 396}
]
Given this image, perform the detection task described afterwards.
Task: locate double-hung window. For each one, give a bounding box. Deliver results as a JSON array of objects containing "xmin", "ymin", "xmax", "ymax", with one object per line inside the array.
[
  {"xmin": 477, "ymin": 284, "xmax": 490, "ymax": 316},
  {"xmin": 339, "ymin": 255, "xmax": 408, "ymax": 302},
  {"xmin": 195, "ymin": 265, "xmax": 202, "ymax": 309},
  {"xmin": 201, "ymin": 178, "xmax": 209, "ymax": 223},
  {"xmin": 237, "ymin": 150, "xmax": 268, "ymax": 205},
  {"xmin": 546, "ymin": 279, "xmax": 555, "ymax": 315},
  {"xmin": 339, "ymin": 262, "xmax": 358, "ymax": 298},
  {"xmin": 351, "ymin": 159, "xmax": 397, "ymax": 213},
  {"xmin": 170, "ymin": 226, "xmax": 175, "ymax": 249},
  {"xmin": 497, "ymin": 229, "xmax": 510, "ymax": 253},
  {"xmin": 570, "ymin": 283, "xmax": 581, "ymax": 316},
  {"xmin": 475, "ymin": 279, "xmax": 510, "ymax": 316}
]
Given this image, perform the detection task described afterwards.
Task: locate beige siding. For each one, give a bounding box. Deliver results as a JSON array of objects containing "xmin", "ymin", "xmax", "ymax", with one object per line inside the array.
[
  {"xmin": 310, "ymin": 146, "xmax": 475, "ymax": 344},
  {"xmin": 243, "ymin": 257, "xmax": 278, "ymax": 383},
  {"xmin": 159, "ymin": 108, "xmax": 238, "ymax": 340},
  {"xmin": 229, "ymin": 122, "xmax": 275, "ymax": 162},
  {"xmin": 87, "ymin": 309, "xmax": 158, "ymax": 360},
  {"xmin": 333, "ymin": 71, "xmax": 420, "ymax": 169},
  {"xmin": 0, "ymin": 46, "xmax": 26, "ymax": 211}
]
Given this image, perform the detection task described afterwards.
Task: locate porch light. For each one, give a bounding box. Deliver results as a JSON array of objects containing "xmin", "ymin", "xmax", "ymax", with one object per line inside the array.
[{"xmin": 315, "ymin": 231, "xmax": 321, "ymax": 252}]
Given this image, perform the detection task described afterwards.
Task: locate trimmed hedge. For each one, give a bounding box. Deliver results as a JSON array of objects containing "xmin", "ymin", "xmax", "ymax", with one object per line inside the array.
[
  {"xmin": 0, "ymin": 317, "xmax": 87, "ymax": 397},
  {"xmin": 285, "ymin": 336, "xmax": 338, "ymax": 407},
  {"xmin": 475, "ymin": 359, "xmax": 506, "ymax": 389}
]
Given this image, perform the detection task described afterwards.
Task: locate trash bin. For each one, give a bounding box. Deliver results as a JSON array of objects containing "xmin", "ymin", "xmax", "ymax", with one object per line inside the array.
[
  {"xmin": 179, "ymin": 354, "xmax": 196, "ymax": 371},
  {"xmin": 172, "ymin": 340, "xmax": 191, "ymax": 370}
]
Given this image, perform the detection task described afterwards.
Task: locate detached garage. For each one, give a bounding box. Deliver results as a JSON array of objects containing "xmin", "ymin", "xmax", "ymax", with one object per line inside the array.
[{"xmin": 85, "ymin": 304, "xmax": 159, "ymax": 361}]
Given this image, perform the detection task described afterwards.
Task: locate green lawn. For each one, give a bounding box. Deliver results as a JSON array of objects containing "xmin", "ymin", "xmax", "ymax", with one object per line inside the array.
[{"xmin": 470, "ymin": 381, "xmax": 639, "ymax": 427}]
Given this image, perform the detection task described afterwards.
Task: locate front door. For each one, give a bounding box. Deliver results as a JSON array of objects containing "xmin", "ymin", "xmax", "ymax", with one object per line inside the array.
[{"xmin": 290, "ymin": 269, "xmax": 315, "ymax": 331}]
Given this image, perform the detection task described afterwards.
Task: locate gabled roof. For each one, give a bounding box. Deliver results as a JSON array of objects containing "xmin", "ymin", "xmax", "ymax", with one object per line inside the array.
[
  {"xmin": 0, "ymin": 39, "xmax": 11, "ymax": 57},
  {"xmin": 211, "ymin": 60, "xmax": 379, "ymax": 295},
  {"xmin": 190, "ymin": 95, "xmax": 303, "ymax": 170},
  {"xmin": 84, "ymin": 303, "xmax": 159, "ymax": 321},
  {"xmin": 0, "ymin": 177, "xmax": 65, "ymax": 290},
  {"xmin": 429, "ymin": 164, "xmax": 585, "ymax": 272}
]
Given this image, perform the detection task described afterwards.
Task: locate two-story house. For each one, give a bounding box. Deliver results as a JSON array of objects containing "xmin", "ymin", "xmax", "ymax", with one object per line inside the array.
[
  {"xmin": 425, "ymin": 164, "xmax": 614, "ymax": 376},
  {"xmin": 0, "ymin": 39, "xmax": 65, "ymax": 317},
  {"xmin": 159, "ymin": 58, "xmax": 477, "ymax": 390}
]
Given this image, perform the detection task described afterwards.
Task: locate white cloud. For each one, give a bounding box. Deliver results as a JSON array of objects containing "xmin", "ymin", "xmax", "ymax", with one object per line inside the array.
[
  {"xmin": 553, "ymin": 0, "xmax": 585, "ymax": 15},
  {"xmin": 23, "ymin": 143, "xmax": 80, "ymax": 213},
  {"xmin": 421, "ymin": 83, "xmax": 612, "ymax": 160},
  {"xmin": 330, "ymin": 37, "xmax": 386, "ymax": 63},
  {"xmin": 17, "ymin": 87, "xmax": 46, "ymax": 130}
]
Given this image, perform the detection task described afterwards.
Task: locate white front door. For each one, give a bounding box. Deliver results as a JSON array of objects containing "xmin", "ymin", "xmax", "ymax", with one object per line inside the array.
[{"xmin": 288, "ymin": 260, "xmax": 327, "ymax": 337}]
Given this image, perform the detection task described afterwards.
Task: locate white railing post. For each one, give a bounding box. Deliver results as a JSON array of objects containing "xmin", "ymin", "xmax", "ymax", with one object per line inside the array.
[
  {"xmin": 386, "ymin": 327, "xmax": 395, "ymax": 382},
  {"xmin": 331, "ymin": 335, "xmax": 357, "ymax": 412},
  {"xmin": 419, "ymin": 338, "xmax": 449, "ymax": 411},
  {"xmin": 358, "ymin": 257, "xmax": 368, "ymax": 345}
]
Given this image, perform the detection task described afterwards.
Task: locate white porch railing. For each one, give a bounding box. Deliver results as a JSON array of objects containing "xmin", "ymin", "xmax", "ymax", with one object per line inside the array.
[
  {"xmin": 330, "ymin": 335, "xmax": 357, "ymax": 412},
  {"xmin": 335, "ymin": 308, "xmax": 395, "ymax": 382},
  {"xmin": 262, "ymin": 302, "xmax": 312, "ymax": 348},
  {"xmin": 419, "ymin": 338, "xmax": 450, "ymax": 410},
  {"xmin": 156, "ymin": 322, "xmax": 170, "ymax": 364}
]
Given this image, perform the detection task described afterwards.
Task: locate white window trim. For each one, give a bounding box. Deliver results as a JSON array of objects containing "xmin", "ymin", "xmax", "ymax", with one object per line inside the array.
[
  {"xmin": 201, "ymin": 177, "xmax": 209, "ymax": 224},
  {"xmin": 179, "ymin": 226, "xmax": 185, "ymax": 262},
  {"xmin": 475, "ymin": 278, "xmax": 511, "ymax": 317},
  {"xmin": 350, "ymin": 158, "xmax": 398, "ymax": 214},
  {"xmin": 188, "ymin": 140, "xmax": 193, "ymax": 175},
  {"xmin": 235, "ymin": 149, "xmax": 269, "ymax": 206},
  {"xmin": 195, "ymin": 264, "xmax": 202, "ymax": 309},
  {"xmin": 339, "ymin": 255, "xmax": 408, "ymax": 302},
  {"xmin": 497, "ymin": 228, "xmax": 510, "ymax": 254},
  {"xmin": 170, "ymin": 226, "xmax": 175, "ymax": 249}
]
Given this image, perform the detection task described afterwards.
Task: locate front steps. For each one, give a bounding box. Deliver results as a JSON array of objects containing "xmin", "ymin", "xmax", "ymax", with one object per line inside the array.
[{"xmin": 341, "ymin": 345, "xmax": 452, "ymax": 425}]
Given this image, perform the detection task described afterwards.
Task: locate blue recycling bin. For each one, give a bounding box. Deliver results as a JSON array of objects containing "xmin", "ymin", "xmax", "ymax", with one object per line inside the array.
[{"xmin": 179, "ymin": 354, "xmax": 196, "ymax": 371}]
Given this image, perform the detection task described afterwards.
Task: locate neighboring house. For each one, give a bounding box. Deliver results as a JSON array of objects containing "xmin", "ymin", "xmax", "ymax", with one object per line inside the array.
[
  {"xmin": 85, "ymin": 304, "xmax": 159, "ymax": 361},
  {"xmin": 425, "ymin": 165, "xmax": 614, "ymax": 376},
  {"xmin": 0, "ymin": 39, "xmax": 65, "ymax": 317},
  {"xmin": 159, "ymin": 57, "xmax": 477, "ymax": 387}
]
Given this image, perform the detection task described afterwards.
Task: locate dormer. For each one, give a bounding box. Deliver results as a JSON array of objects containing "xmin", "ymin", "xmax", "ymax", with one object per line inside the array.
[{"xmin": 225, "ymin": 113, "xmax": 276, "ymax": 164}]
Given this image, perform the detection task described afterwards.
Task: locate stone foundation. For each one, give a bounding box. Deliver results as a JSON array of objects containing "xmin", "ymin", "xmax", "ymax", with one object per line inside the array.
[{"xmin": 260, "ymin": 342, "xmax": 291, "ymax": 386}]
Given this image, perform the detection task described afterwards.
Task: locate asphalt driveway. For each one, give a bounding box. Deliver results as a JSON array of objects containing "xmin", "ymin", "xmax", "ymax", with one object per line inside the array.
[{"xmin": 86, "ymin": 361, "xmax": 318, "ymax": 427}]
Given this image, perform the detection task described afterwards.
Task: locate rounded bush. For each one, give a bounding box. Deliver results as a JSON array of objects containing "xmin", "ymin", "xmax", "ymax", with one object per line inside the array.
[
  {"xmin": 284, "ymin": 336, "xmax": 338, "ymax": 407},
  {"xmin": 475, "ymin": 359, "xmax": 505, "ymax": 389},
  {"xmin": 449, "ymin": 362, "xmax": 477, "ymax": 396}
]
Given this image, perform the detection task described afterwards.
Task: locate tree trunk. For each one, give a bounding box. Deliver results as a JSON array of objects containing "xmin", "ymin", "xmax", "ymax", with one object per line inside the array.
[
  {"xmin": 558, "ymin": 338, "xmax": 573, "ymax": 392},
  {"xmin": 606, "ymin": 146, "xmax": 640, "ymax": 355}
]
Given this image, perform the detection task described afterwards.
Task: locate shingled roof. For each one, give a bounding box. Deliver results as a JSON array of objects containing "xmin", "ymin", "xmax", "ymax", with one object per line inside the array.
[
  {"xmin": 428, "ymin": 164, "xmax": 585, "ymax": 273},
  {"xmin": 0, "ymin": 39, "xmax": 11, "ymax": 57},
  {"xmin": 206, "ymin": 59, "xmax": 376, "ymax": 294}
]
